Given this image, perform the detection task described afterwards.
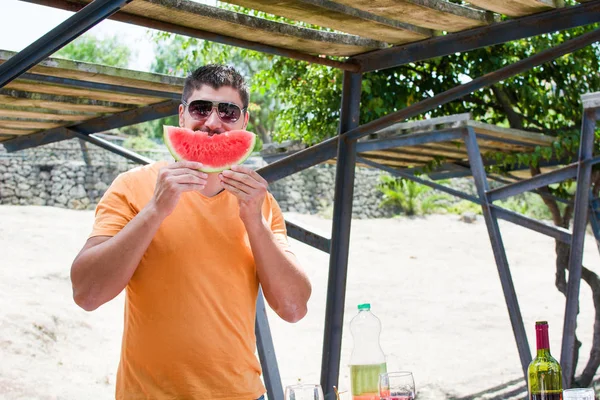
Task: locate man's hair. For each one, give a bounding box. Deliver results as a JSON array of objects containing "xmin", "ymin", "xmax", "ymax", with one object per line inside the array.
[{"xmin": 182, "ymin": 64, "xmax": 249, "ymax": 109}]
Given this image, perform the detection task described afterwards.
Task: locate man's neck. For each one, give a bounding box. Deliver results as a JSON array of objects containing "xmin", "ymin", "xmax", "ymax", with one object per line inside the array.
[{"xmin": 199, "ymin": 173, "xmax": 225, "ymax": 197}]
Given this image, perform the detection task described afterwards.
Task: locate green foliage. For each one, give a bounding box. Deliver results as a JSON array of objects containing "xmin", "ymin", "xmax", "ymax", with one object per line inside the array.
[
  {"xmin": 122, "ymin": 135, "xmax": 158, "ymax": 151},
  {"xmin": 378, "ymin": 175, "xmax": 449, "ymax": 216},
  {"xmin": 444, "ymin": 200, "xmax": 483, "ymax": 216},
  {"xmin": 253, "ymin": 134, "xmax": 263, "ymax": 153},
  {"xmin": 53, "ymin": 34, "xmax": 133, "ymax": 67},
  {"xmin": 496, "ymin": 193, "xmax": 556, "ymax": 221}
]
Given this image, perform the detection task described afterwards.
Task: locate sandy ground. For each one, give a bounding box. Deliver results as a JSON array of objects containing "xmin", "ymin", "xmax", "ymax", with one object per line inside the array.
[{"xmin": 1, "ymin": 205, "xmax": 599, "ymax": 400}]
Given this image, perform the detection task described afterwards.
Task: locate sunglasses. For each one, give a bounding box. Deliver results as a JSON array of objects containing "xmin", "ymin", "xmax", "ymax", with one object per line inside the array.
[{"xmin": 182, "ymin": 99, "xmax": 246, "ymax": 124}]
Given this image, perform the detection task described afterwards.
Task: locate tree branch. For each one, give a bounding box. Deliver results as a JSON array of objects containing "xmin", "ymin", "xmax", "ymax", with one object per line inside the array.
[{"xmin": 491, "ymin": 85, "xmax": 525, "ymax": 130}]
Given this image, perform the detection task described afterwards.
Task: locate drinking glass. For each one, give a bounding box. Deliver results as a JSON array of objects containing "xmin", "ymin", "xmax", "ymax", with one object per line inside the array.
[
  {"xmin": 379, "ymin": 371, "xmax": 416, "ymax": 400},
  {"xmin": 284, "ymin": 384, "xmax": 325, "ymax": 400},
  {"xmin": 563, "ymin": 388, "xmax": 596, "ymax": 400}
]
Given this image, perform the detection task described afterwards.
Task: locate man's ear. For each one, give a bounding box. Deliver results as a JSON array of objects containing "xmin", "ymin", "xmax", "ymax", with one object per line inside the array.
[
  {"xmin": 243, "ymin": 109, "xmax": 250, "ymax": 130},
  {"xmin": 179, "ymin": 104, "xmax": 185, "ymax": 127}
]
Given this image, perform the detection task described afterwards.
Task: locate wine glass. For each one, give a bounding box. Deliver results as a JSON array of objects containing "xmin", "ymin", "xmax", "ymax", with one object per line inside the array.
[
  {"xmin": 285, "ymin": 384, "xmax": 325, "ymax": 400},
  {"xmin": 563, "ymin": 388, "xmax": 596, "ymax": 400},
  {"xmin": 379, "ymin": 371, "xmax": 416, "ymax": 400}
]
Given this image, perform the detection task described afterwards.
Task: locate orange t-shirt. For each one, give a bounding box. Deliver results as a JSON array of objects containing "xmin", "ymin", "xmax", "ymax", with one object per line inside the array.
[{"xmin": 90, "ymin": 161, "xmax": 291, "ymax": 400}]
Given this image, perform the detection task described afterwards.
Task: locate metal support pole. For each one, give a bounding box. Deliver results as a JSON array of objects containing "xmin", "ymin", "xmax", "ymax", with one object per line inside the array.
[
  {"xmin": 0, "ymin": 0, "xmax": 130, "ymax": 88},
  {"xmin": 560, "ymin": 109, "xmax": 597, "ymax": 388},
  {"xmin": 255, "ymin": 289, "xmax": 284, "ymax": 400},
  {"xmin": 73, "ymin": 131, "xmax": 155, "ymax": 165},
  {"xmin": 463, "ymin": 127, "xmax": 532, "ymax": 380},
  {"xmin": 321, "ymin": 71, "xmax": 362, "ymax": 400}
]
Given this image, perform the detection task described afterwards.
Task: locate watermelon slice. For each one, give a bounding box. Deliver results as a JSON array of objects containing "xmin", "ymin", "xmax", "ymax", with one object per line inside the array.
[{"xmin": 163, "ymin": 125, "xmax": 257, "ymax": 173}]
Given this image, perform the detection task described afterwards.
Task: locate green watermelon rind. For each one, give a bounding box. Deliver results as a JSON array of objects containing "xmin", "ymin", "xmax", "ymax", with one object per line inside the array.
[{"xmin": 163, "ymin": 125, "xmax": 257, "ymax": 173}]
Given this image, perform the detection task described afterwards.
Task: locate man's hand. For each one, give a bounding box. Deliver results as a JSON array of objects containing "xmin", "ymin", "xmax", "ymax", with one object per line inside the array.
[
  {"xmin": 151, "ymin": 161, "xmax": 208, "ymax": 218},
  {"xmin": 219, "ymin": 165, "xmax": 268, "ymax": 225}
]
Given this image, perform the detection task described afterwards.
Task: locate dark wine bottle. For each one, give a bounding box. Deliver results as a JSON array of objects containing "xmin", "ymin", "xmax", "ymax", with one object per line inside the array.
[{"xmin": 528, "ymin": 321, "xmax": 563, "ymax": 400}]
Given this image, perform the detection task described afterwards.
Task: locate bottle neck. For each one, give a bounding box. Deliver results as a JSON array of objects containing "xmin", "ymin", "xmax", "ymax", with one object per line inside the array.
[{"xmin": 536, "ymin": 324, "xmax": 551, "ymax": 356}]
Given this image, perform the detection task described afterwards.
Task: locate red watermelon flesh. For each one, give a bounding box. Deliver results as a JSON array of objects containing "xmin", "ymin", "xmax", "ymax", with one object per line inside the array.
[{"xmin": 163, "ymin": 125, "xmax": 256, "ymax": 173}]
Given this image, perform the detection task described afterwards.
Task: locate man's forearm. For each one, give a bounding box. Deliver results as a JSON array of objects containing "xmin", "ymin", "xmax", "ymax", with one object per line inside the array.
[
  {"xmin": 71, "ymin": 202, "xmax": 164, "ymax": 311},
  {"xmin": 245, "ymin": 218, "xmax": 311, "ymax": 323}
]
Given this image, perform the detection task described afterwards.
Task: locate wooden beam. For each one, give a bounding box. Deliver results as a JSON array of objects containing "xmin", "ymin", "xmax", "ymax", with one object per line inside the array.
[
  {"xmin": 0, "ymin": 89, "xmax": 133, "ymax": 113},
  {"xmin": 468, "ymin": 120, "xmax": 554, "ymax": 146},
  {"xmin": 223, "ymin": 0, "xmax": 431, "ymax": 44},
  {"xmin": 0, "ymin": 119, "xmax": 63, "ymax": 129},
  {"xmin": 466, "ymin": 0, "xmax": 557, "ymax": 17},
  {"xmin": 5, "ymin": 80, "xmax": 163, "ymax": 105},
  {"xmin": 334, "ymin": 0, "xmax": 494, "ymax": 32},
  {"xmin": 40, "ymin": 0, "xmax": 387, "ymax": 57},
  {"xmin": 582, "ymin": 91, "xmax": 600, "ymax": 110},
  {"xmin": 358, "ymin": 152, "xmax": 428, "ymax": 167},
  {"xmin": 0, "ymin": 127, "xmax": 37, "ymax": 135},
  {"xmin": 0, "ymin": 107, "xmax": 94, "ymax": 121},
  {"xmin": 381, "ymin": 144, "xmax": 468, "ymax": 159},
  {"xmin": 0, "ymin": 50, "xmax": 184, "ymax": 94}
]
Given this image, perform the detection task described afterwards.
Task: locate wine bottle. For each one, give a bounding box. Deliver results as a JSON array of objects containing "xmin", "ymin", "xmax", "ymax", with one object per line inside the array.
[{"xmin": 528, "ymin": 321, "xmax": 563, "ymax": 400}]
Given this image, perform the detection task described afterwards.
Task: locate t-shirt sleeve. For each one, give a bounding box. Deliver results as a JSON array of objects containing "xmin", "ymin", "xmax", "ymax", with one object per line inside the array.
[
  {"xmin": 268, "ymin": 194, "xmax": 295, "ymax": 256},
  {"xmin": 89, "ymin": 173, "xmax": 137, "ymax": 238}
]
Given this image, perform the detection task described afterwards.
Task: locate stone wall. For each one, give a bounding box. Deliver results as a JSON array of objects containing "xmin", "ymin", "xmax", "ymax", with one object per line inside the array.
[
  {"xmin": 0, "ymin": 139, "xmax": 135, "ymax": 210},
  {"xmin": 268, "ymin": 163, "xmax": 395, "ymax": 219},
  {"xmin": 0, "ymin": 139, "xmax": 477, "ymax": 218}
]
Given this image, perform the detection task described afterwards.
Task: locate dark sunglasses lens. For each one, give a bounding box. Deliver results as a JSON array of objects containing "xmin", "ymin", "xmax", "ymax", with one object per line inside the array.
[
  {"xmin": 217, "ymin": 103, "xmax": 241, "ymax": 122},
  {"xmin": 188, "ymin": 100, "xmax": 213, "ymax": 118}
]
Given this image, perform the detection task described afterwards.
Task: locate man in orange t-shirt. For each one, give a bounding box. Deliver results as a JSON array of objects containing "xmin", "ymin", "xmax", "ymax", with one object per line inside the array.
[{"xmin": 70, "ymin": 65, "xmax": 312, "ymax": 399}]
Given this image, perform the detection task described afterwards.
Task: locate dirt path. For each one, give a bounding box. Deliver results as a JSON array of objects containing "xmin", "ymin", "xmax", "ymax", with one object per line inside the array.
[{"xmin": 1, "ymin": 205, "xmax": 598, "ymax": 399}]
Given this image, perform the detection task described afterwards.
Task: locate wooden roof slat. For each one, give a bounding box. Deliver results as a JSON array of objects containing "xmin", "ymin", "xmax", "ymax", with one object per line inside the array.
[
  {"xmin": 466, "ymin": 0, "xmax": 557, "ymax": 18},
  {"xmin": 391, "ymin": 143, "xmax": 468, "ymax": 159},
  {"xmin": 582, "ymin": 91, "xmax": 600, "ymax": 110},
  {"xmin": 468, "ymin": 120, "xmax": 554, "ymax": 146},
  {"xmin": 332, "ymin": 0, "xmax": 493, "ymax": 32},
  {"xmin": 0, "ymin": 50, "xmax": 184, "ymax": 94},
  {"xmin": 418, "ymin": 141, "xmax": 512, "ymax": 156},
  {"xmin": 0, "ymin": 89, "xmax": 134, "ymax": 113},
  {"xmin": 0, "ymin": 128, "xmax": 37, "ymax": 136},
  {"xmin": 132, "ymin": 0, "xmax": 387, "ymax": 56},
  {"xmin": 361, "ymin": 148, "xmax": 460, "ymax": 162},
  {"xmin": 0, "ymin": 108, "xmax": 93, "ymax": 122},
  {"xmin": 0, "ymin": 119, "xmax": 64, "ymax": 130},
  {"xmin": 221, "ymin": 0, "xmax": 432, "ymax": 44},
  {"xmin": 5, "ymin": 80, "xmax": 164, "ymax": 105},
  {"xmin": 357, "ymin": 153, "xmax": 426, "ymax": 167}
]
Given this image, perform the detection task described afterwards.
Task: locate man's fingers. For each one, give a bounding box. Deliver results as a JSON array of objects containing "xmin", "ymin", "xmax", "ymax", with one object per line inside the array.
[
  {"xmin": 221, "ymin": 169, "xmax": 260, "ymax": 189},
  {"xmin": 168, "ymin": 161, "xmax": 205, "ymax": 170},
  {"xmin": 167, "ymin": 168, "xmax": 208, "ymax": 179},
  {"xmin": 231, "ymin": 164, "xmax": 268, "ymax": 186},
  {"xmin": 169, "ymin": 174, "xmax": 207, "ymax": 186},
  {"xmin": 221, "ymin": 180, "xmax": 250, "ymax": 197}
]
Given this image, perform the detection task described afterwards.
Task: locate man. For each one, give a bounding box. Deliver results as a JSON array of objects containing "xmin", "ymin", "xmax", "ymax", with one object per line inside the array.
[{"xmin": 70, "ymin": 64, "xmax": 312, "ymax": 399}]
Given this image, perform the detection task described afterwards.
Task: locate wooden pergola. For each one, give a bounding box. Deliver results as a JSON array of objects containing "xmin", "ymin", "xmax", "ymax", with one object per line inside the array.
[{"xmin": 1, "ymin": 1, "xmax": 599, "ymax": 398}]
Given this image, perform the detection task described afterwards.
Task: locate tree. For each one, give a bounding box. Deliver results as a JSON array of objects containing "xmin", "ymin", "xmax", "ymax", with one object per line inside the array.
[
  {"xmin": 155, "ymin": 1, "xmax": 600, "ymax": 386},
  {"xmin": 53, "ymin": 33, "xmax": 133, "ymax": 68}
]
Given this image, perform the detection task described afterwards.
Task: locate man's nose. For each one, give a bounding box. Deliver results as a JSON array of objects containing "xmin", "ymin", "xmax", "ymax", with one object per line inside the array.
[{"xmin": 204, "ymin": 109, "xmax": 222, "ymax": 131}]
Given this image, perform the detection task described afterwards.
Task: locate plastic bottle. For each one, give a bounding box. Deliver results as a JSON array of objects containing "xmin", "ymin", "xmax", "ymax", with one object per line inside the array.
[{"xmin": 349, "ymin": 303, "xmax": 387, "ymax": 400}]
